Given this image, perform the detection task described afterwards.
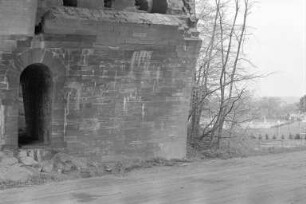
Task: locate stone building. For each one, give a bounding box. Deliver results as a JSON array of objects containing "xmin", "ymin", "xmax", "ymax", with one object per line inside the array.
[{"xmin": 0, "ymin": 0, "xmax": 201, "ymax": 161}]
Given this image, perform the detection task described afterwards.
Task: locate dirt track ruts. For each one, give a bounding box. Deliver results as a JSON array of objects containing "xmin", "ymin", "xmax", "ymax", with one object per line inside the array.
[{"xmin": 1, "ymin": 151, "xmax": 306, "ymax": 204}]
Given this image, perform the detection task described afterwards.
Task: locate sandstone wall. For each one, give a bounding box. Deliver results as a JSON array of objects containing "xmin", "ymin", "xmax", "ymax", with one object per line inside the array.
[
  {"xmin": 37, "ymin": 0, "xmax": 195, "ymax": 14},
  {"xmin": 0, "ymin": 7, "xmax": 201, "ymax": 161},
  {"xmin": 0, "ymin": 0, "xmax": 37, "ymax": 36}
]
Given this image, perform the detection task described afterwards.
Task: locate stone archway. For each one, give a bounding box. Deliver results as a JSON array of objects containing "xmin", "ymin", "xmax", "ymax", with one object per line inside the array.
[
  {"xmin": 4, "ymin": 48, "xmax": 67, "ymax": 149},
  {"xmin": 18, "ymin": 63, "xmax": 53, "ymax": 147}
]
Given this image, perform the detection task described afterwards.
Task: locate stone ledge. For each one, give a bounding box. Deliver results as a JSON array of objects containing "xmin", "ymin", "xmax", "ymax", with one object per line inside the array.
[{"xmin": 44, "ymin": 7, "xmax": 187, "ymax": 27}]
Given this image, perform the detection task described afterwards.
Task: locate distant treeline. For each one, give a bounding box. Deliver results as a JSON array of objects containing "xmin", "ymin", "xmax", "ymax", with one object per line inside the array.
[{"xmin": 250, "ymin": 97, "xmax": 298, "ymax": 120}]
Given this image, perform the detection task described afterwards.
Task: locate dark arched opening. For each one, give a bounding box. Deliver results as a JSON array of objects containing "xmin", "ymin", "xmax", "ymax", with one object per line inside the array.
[
  {"xmin": 135, "ymin": 0, "xmax": 168, "ymax": 14},
  {"xmin": 135, "ymin": 0, "xmax": 149, "ymax": 11},
  {"xmin": 104, "ymin": 0, "xmax": 112, "ymax": 8},
  {"xmin": 18, "ymin": 64, "xmax": 52, "ymax": 147},
  {"xmin": 63, "ymin": 0, "xmax": 78, "ymax": 7},
  {"xmin": 151, "ymin": 0, "xmax": 168, "ymax": 14}
]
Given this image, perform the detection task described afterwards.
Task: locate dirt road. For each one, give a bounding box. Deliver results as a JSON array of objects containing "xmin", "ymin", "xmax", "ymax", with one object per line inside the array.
[{"xmin": 1, "ymin": 151, "xmax": 306, "ymax": 204}]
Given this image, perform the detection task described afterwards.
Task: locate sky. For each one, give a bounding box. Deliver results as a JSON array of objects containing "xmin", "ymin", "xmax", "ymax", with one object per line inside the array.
[{"xmin": 246, "ymin": 0, "xmax": 306, "ymax": 97}]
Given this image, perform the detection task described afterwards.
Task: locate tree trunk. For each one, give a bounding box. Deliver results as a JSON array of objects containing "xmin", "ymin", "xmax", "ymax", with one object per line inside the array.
[{"xmin": 187, "ymin": 87, "xmax": 204, "ymax": 149}]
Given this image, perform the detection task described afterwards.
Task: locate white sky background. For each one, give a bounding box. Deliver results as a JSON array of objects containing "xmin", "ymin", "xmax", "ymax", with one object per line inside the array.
[
  {"xmin": 246, "ymin": 0, "xmax": 306, "ymax": 97},
  {"xmin": 196, "ymin": 0, "xmax": 306, "ymax": 97}
]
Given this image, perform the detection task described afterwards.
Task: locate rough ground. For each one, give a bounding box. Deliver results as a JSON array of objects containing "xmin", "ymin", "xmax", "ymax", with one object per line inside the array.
[{"xmin": 1, "ymin": 151, "xmax": 306, "ymax": 204}]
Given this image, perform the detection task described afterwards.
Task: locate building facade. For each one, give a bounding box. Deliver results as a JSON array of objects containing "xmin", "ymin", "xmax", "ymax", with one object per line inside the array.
[{"xmin": 0, "ymin": 0, "xmax": 201, "ymax": 161}]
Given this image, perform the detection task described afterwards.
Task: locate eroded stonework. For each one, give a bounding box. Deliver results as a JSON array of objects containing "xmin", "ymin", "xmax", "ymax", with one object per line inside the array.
[{"xmin": 0, "ymin": 0, "xmax": 201, "ymax": 161}]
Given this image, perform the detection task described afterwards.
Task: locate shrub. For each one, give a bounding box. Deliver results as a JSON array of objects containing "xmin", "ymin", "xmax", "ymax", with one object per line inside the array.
[
  {"xmin": 289, "ymin": 134, "xmax": 293, "ymax": 139},
  {"xmin": 258, "ymin": 135, "xmax": 262, "ymax": 140},
  {"xmin": 281, "ymin": 134, "xmax": 285, "ymax": 140},
  {"xmin": 272, "ymin": 135, "xmax": 277, "ymax": 140},
  {"xmin": 265, "ymin": 134, "xmax": 269, "ymax": 140}
]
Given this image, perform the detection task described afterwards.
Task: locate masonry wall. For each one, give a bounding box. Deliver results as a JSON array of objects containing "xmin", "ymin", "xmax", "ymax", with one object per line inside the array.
[
  {"xmin": 37, "ymin": 0, "xmax": 193, "ymax": 14},
  {"xmin": 0, "ymin": 0, "xmax": 37, "ymax": 36},
  {"xmin": 42, "ymin": 10, "xmax": 200, "ymax": 160},
  {"xmin": 0, "ymin": 5, "xmax": 201, "ymax": 161},
  {"xmin": 62, "ymin": 44, "xmax": 195, "ymax": 160}
]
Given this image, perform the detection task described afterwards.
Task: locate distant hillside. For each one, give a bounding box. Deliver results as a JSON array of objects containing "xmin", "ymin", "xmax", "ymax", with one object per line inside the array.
[
  {"xmin": 280, "ymin": 97, "xmax": 299, "ymax": 105},
  {"xmin": 254, "ymin": 96, "xmax": 299, "ymax": 104}
]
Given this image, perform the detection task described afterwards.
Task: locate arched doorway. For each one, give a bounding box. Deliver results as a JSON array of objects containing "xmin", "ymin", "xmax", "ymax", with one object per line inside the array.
[{"xmin": 18, "ymin": 63, "xmax": 53, "ymax": 147}]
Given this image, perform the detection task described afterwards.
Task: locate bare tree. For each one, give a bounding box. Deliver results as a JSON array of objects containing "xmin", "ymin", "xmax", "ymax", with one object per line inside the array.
[{"xmin": 188, "ymin": 0, "xmax": 255, "ymax": 151}]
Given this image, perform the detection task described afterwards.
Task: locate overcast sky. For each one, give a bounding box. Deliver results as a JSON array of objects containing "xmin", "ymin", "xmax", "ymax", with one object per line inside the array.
[{"xmin": 247, "ymin": 0, "xmax": 306, "ymax": 97}]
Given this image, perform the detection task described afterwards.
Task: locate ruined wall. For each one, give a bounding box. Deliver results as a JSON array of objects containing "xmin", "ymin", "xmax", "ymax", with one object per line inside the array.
[
  {"xmin": 0, "ymin": 4, "xmax": 201, "ymax": 160},
  {"xmin": 37, "ymin": 0, "xmax": 195, "ymax": 14},
  {"xmin": 0, "ymin": 0, "xmax": 37, "ymax": 36},
  {"xmin": 0, "ymin": 0, "xmax": 37, "ymax": 147},
  {"xmin": 42, "ymin": 8, "xmax": 200, "ymax": 160}
]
